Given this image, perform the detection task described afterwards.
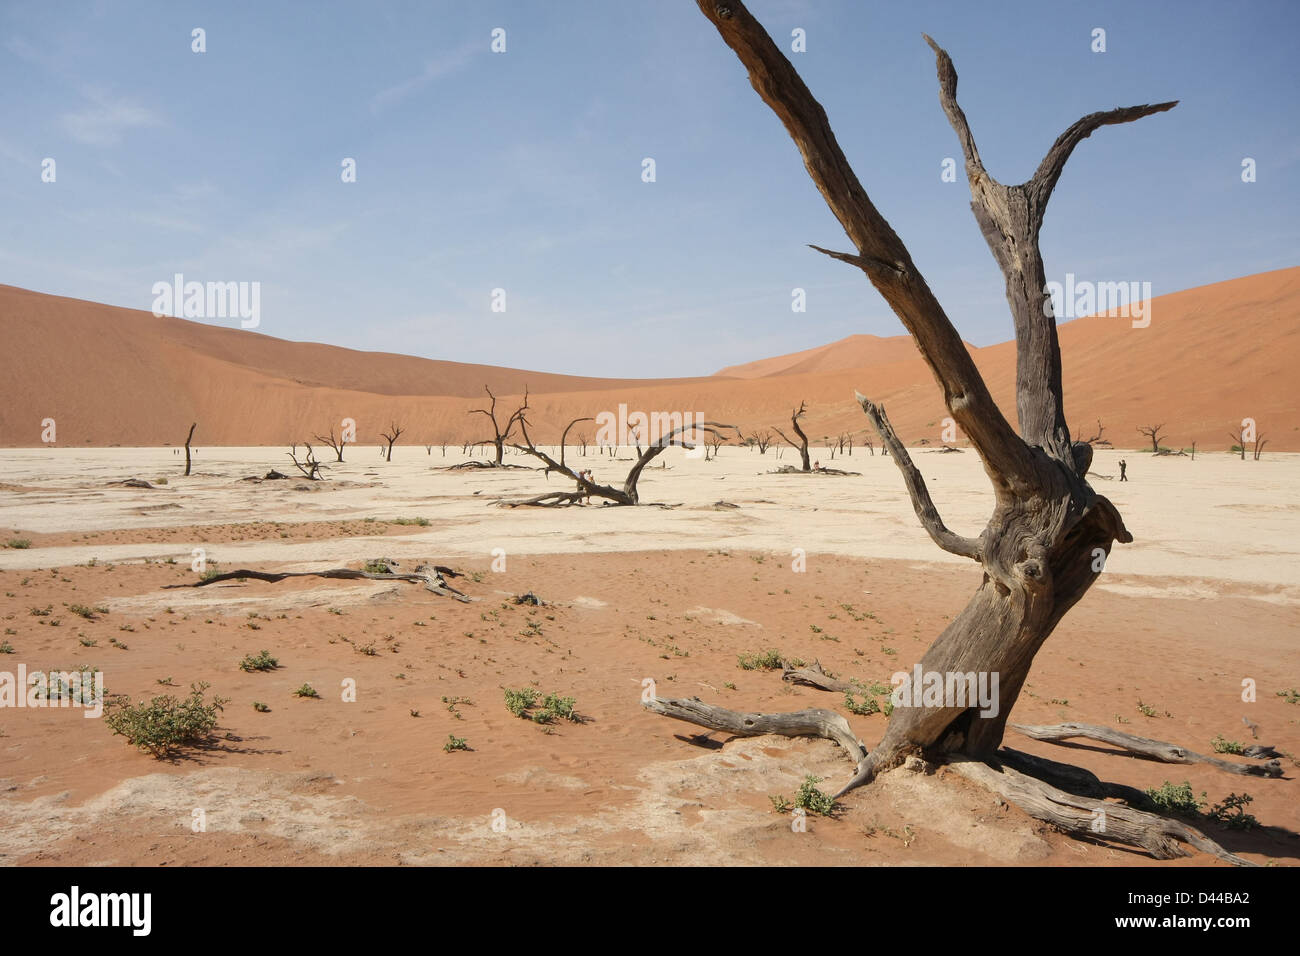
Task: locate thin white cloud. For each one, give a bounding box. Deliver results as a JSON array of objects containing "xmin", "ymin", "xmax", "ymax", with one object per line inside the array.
[
  {"xmin": 371, "ymin": 42, "xmax": 480, "ymax": 111},
  {"xmin": 61, "ymin": 88, "xmax": 161, "ymax": 146}
]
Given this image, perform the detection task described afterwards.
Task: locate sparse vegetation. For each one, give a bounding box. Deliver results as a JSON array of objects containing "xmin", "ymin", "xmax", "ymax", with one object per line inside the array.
[
  {"xmin": 443, "ymin": 734, "xmax": 469, "ymax": 753},
  {"xmin": 5, "ymin": 538, "xmax": 32, "ymax": 550},
  {"xmin": 1211, "ymin": 735, "xmax": 1245, "ymax": 755},
  {"xmin": 737, "ymin": 649, "xmax": 783, "ymax": 671},
  {"xmin": 104, "ymin": 682, "xmax": 228, "ymax": 757},
  {"xmin": 1144, "ymin": 780, "xmax": 1204, "ymax": 819},
  {"xmin": 795, "ymin": 775, "xmax": 837, "ymax": 816},
  {"xmin": 1207, "ymin": 792, "xmax": 1259, "ymax": 830},
  {"xmin": 239, "ymin": 650, "xmax": 279, "ymax": 672},
  {"xmin": 293, "ymin": 683, "xmax": 320, "ymax": 699}
]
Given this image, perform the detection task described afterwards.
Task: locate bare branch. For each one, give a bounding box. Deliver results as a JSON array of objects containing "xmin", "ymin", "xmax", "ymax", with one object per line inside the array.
[{"xmin": 857, "ymin": 392, "xmax": 981, "ymax": 561}]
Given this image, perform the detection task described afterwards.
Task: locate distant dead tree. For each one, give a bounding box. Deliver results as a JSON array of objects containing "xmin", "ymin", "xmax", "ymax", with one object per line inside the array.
[
  {"xmin": 1253, "ymin": 433, "xmax": 1268, "ymax": 460},
  {"xmin": 1073, "ymin": 419, "xmax": 1105, "ymax": 445},
  {"xmin": 705, "ymin": 431, "xmax": 725, "ymax": 460},
  {"xmin": 380, "ymin": 422, "xmax": 404, "ymax": 462},
  {"xmin": 1227, "ymin": 425, "xmax": 1247, "ymax": 460},
  {"xmin": 772, "ymin": 400, "xmax": 812, "ymax": 471},
  {"xmin": 182, "ymin": 422, "xmax": 197, "ymax": 476},
  {"xmin": 753, "ymin": 429, "xmax": 773, "ymax": 454},
  {"xmin": 1136, "ymin": 423, "xmax": 1166, "ymax": 453},
  {"xmin": 469, "ymin": 385, "xmax": 528, "ymax": 465},
  {"xmin": 643, "ymin": 4, "xmax": 1260, "ymax": 865},
  {"xmin": 287, "ymin": 442, "xmax": 325, "ymax": 480},
  {"xmin": 314, "ymin": 427, "xmax": 348, "ymax": 462},
  {"xmin": 505, "ymin": 414, "xmax": 734, "ymax": 506}
]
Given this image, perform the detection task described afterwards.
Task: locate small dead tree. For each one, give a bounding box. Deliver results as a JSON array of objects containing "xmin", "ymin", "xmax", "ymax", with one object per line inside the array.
[
  {"xmin": 1227, "ymin": 426, "xmax": 1247, "ymax": 460},
  {"xmin": 643, "ymin": 3, "xmax": 1261, "ymax": 866},
  {"xmin": 314, "ymin": 427, "xmax": 347, "ymax": 463},
  {"xmin": 771, "ymin": 400, "xmax": 812, "ymax": 471},
  {"xmin": 380, "ymin": 422, "xmax": 404, "ymax": 462},
  {"xmin": 506, "ymin": 414, "xmax": 734, "ymax": 506},
  {"xmin": 469, "ymin": 385, "xmax": 528, "ymax": 465},
  {"xmin": 1253, "ymin": 434, "xmax": 1268, "ymax": 460},
  {"xmin": 182, "ymin": 422, "xmax": 196, "ymax": 477},
  {"xmin": 1137, "ymin": 423, "xmax": 1166, "ymax": 453},
  {"xmin": 287, "ymin": 442, "xmax": 325, "ymax": 480},
  {"xmin": 753, "ymin": 429, "xmax": 772, "ymax": 454}
]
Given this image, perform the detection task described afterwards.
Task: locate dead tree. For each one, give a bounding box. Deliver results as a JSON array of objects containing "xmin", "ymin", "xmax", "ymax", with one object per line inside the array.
[
  {"xmin": 380, "ymin": 422, "xmax": 404, "ymax": 462},
  {"xmin": 1252, "ymin": 434, "xmax": 1268, "ymax": 460},
  {"xmin": 287, "ymin": 442, "xmax": 325, "ymax": 480},
  {"xmin": 643, "ymin": 3, "xmax": 1256, "ymax": 865},
  {"xmin": 1227, "ymin": 426, "xmax": 1247, "ymax": 460},
  {"xmin": 771, "ymin": 400, "xmax": 812, "ymax": 471},
  {"xmin": 1073, "ymin": 419, "xmax": 1104, "ymax": 445},
  {"xmin": 752, "ymin": 429, "xmax": 772, "ymax": 454},
  {"xmin": 505, "ymin": 414, "xmax": 734, "ymax": 506},
  {"xmin": 705, "ymin": 431, "xmax": 725, "ymax": 460},
  {"xmin": 1137, "ymin": 423, "xmax": 1166, "ymax": 453},
  {"xmin": 314, "ymin": 427, "xmax": 348, "ymax": 463},
  {"xmin": 182, "ymin": 422, "xmax": 196, "ymax": 477},
  {"xmin": 469, "ymin": 385, "xmax": 528, "ymax": 465}
]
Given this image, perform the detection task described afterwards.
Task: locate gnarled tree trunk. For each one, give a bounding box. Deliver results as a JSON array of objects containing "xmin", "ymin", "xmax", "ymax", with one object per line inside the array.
[{"xmin": 683, "ymin": 0, "xmax": 1173, "ymax": 790}]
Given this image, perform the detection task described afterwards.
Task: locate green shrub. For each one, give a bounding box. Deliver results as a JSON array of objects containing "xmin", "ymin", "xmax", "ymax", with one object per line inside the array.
[
  {"xmin": 737, "ymin": 649, "xmax": 783, "ymax": 671},
  {"xmin": 504, "ymin": 687, "xmax": 537, "ymax": 717},
  {"xmin": 389, "ymin": 517, "xmax": 429, "ymax": 526},
  {"xmin": 443, "ymin": 734, "xmax": 469, "ymax": 753},
  {"xmin": 795, "ymin": 775, "xmax": 837, "ymax": 816},
  {"xmin": 1144, "ymin": 780, "xmax": 1204, "ymax": 818},
  {"xmin": 1211, "ymin": 735, "xmax": 1245, "ymax": 755},
  {"xmin": 238, "ymin": 650, "xmax": 279, "ymax": 672},
  {"xmin": 253, "ymin": 701, "xmax": 270, "ymax": 712},
  {"xmin": 1277, "ymin": 688, "xmax": 1300, "ymax": 705},
  {"xmin": 1207, "ymin": 793, "xmax": 1259, "ymax": 830},
  {"xmin": 768, "ymin": 794, "xmax": 792, "ymax": 814},
  {"xmin": 5, "ymin": 538, "xmax": 31, "ymax": 550},
  {"xmin": 104, "ymin": 682, "xmax": 228, "ymax": 757},
  {"xmin": 293, "ymin": 683, "xmax": 320, "ymax": 699}
]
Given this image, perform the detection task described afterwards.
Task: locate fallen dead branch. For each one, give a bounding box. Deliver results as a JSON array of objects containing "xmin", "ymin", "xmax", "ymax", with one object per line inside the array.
[
  {"xmin": 163, "ymin": 564, "xmax": 472, "ymax": 602},
  {"xmin": 1012, "ymin": 722, "xmax": 1283, "ymax": 777}
]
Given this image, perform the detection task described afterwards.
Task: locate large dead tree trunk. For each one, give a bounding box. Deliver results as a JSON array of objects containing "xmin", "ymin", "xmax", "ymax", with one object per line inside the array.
[{"xmin": 654, "ymin": 3, "xmax": 1188, "ymax": 826}]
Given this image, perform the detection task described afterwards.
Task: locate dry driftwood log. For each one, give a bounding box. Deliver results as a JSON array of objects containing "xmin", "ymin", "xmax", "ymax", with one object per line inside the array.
[{"xmin": 163, "ymin": 564, "xmax": 471, "ymax": 602}]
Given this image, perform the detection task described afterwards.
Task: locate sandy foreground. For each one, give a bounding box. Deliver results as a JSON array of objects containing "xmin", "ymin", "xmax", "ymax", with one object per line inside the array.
[{"xmin": 0, "ymin": 445, "xmax": 1296, "ymax": 866}]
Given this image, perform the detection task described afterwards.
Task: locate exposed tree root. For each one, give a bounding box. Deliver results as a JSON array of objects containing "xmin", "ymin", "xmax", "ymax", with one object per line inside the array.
[
  {"xmin": 644, "ymin": 695, "xmax": 872, "ymax": 786},
  {"xmin": 162, "ymin": 565, "xmax": 472, "ymax": 602},
  {"xmin": 645, "ymin": 695, "xmax": 1263, "ymax": 864},
  {"xmin": 1012, "ymin": 723, "xmax": 1284, "ymax": 777},
  {"xmin": 946, "ymin": 757, "xmax": 1254, "ymax": 866}
]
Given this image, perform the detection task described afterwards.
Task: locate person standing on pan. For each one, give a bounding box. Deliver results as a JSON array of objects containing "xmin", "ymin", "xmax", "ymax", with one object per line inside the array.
[{"xmin": 1118, "ymin": 459, "xmax": 1127, "ymax": 482}]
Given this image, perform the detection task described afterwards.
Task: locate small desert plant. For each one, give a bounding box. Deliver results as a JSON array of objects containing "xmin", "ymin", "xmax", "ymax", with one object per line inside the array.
[
  {"xmin": 1144, "ymin": 780, "xmax": 1204, "ymax": 818},
  {"xmin": 238, "ymin": 650, "xmax": 279, "ymax": 672},
  {"xmin": 1207, "ymin": 792, "xmax": 1259, "ymax": 830},
  {"xmin": 293, "ymin": 683, "xmax": 320, "ymax": 699},
  {"xmin": 104, "ymin": 682, "xmax": 228, "ymax": 757},
  {"xmin": 253, "ymin": 701, "xmax": 270, "ymax": 712},
  {"xmin": 443, "ymin": 734, "xmax": 469, "ymax": 753},
  {"xmin": 1277, "ymin": 688, "xmax": 1300, "ymax": 705},
  {"xmin": 737, "ymin": 649, "xmax": 783, "ymax": 671},
  {"xmin": 1137, "ymin": 700, "xmax": 1160, "ymax": 717},
  {"xmin": 363, "ymin": 559, "xmax": 391, "ymax": 574},
  {"xmin": 5, "ymin": 538, "xmax": 32, "ymax": 549},
  {"xmin": 795, "ymin": 775, "xmax": 837, "ymax": 816},
  {"xmin": 389, "ymin": 517, "xmax": 429, "ymax": 526},
  {"xmin": 0, "ymin": 641, "xmax": 13, "ymax": 654},
  {"xmin": 504, "ymin": 687, "xmax": 538, "ymax": 717},
  {"xmin": 1211, "ymin": 735, "xmax": 1245, "ymax": 755},
  {"xmin": 769, "ymin": 794, "xmax": 793, "ymax": 814}
]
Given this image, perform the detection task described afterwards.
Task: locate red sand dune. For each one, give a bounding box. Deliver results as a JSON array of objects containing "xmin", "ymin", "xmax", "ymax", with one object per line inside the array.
[{"xmin": 1, "ymin": 267, "xmax": 1296, "ymax": 451}]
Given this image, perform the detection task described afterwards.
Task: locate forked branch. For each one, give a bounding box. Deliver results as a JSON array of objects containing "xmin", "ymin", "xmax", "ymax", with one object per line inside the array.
[{"xmin": 856, "ymin": 392, "xmax": 982, "ymax": 561}]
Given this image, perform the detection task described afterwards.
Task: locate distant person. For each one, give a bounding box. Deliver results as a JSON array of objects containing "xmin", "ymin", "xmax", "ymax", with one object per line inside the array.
[
  {"xmin": 812, "ymin": 460, "xmax": 820, "ymax": 471},
  {"xmin": 1118, "ymin": 459, "xmax": 1127, "ymax": 482}
]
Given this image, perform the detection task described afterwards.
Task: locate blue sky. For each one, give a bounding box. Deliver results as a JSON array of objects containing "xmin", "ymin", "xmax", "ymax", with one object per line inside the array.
[{"xmin": 2, "ymin": 0, "xmax": 1296, "ymax": 377}]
